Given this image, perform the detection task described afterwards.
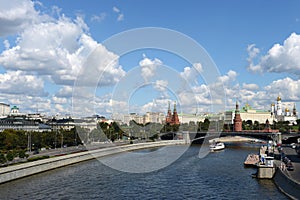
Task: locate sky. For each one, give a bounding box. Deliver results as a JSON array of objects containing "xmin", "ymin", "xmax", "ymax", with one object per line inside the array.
[{"xmin": 0, "ymin": 0, "xmax": 300, "ymax": 118}]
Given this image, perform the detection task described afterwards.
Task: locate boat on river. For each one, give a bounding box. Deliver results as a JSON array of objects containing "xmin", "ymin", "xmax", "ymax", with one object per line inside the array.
[{"xmin": 210, "ymin": 142, "xmax": 225, "ymax": 151}]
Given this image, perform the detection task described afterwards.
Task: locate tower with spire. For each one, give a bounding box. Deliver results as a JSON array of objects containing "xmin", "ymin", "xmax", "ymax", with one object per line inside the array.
[
  {"xmin": 165, "ymin": 101, "xmax": 180, "ymax": 125},
  {"xmin": 233, "ymin": 101, "xmax": 242, "ymax": 132},
  {"xmin": 293, "ymin": 103, "xmax": 297, "ymax": 117},
  {"xmin": 172, "ymin": 102, "xmax": 180, "ymax": 125},
  {"xmin": 276, "ymin": 95, "xmax": 282, "ymax": 116}
]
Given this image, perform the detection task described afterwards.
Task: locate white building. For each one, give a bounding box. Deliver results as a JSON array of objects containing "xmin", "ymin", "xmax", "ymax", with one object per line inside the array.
[
  {"xmin": 272, "ymin": 96, "xmax": 298, "ymax": 124},
  {"xmin": 0, "ymin": 103, "xmax": 10, "ymax": 117},
  {"xmin": 225, "ymin": 103, "xmax": 272, "ymax": 125},
  {"xmin": 178, "ymin": 113, "xmax": 206, "ymax": 124}
]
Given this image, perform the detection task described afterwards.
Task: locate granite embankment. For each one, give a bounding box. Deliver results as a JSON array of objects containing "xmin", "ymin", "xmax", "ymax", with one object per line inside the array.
[
  {"xmin": 273, "ymin": 167, "xmax": 300, "ymax": 200},
  {"xmin": 0, "ymin": 140, "xmax": 186, "ymax": 184}
]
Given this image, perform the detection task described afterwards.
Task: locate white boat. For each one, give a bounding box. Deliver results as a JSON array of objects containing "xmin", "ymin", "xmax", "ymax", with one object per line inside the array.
[{"xmin": 210, "ymin": 142, "xmax": 225, "ymax": 151}]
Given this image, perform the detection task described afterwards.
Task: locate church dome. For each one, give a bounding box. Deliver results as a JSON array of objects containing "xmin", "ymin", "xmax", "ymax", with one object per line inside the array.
[
  {"xmin": 277, "ymin": 96, "xmax": 281, "ymax": 101},
  {"xmin": 285, "ymin": 108, "xmax": 289, "ymax": 112}
]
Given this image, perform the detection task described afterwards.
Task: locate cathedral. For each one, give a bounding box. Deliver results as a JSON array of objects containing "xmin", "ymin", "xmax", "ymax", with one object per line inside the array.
[
  {"xmin": 165, "ymin": 102, "xmax": 180, "ymax": 125},
  {"xmin": 271, "ymin": 95, "xmax": 298, "ymax": 124}
]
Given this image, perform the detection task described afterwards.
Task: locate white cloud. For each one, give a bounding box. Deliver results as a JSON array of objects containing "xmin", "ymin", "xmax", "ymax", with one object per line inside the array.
[
  {"xmin": 180, "ymin": 62, "xmax": 203, "ymax": 84},
  {"xmin": 242, "ymin": 83, "xmax": 259, "ymax": 91},
  {"xmin": 247, "ymin": 33, "xmax": 300, "ymax": 76},
  {"xmin": 218, "ymin": 70, "xmax": 237, "ymax": 83},
  {"xmin": 139, "ymin": 55, "xmax": 162, "ymax": 82},
  {"xmin": 153, "ymin": 80, "xmax": 168, "ymax": 92},
  {"xmin": 0, "ymin": 70, "xmax": 47, "ymax": 96},
  {"xmin": 0, "ymin": 15, "xmax": 125, "ymax": 87},
  {"xmin": 0, "ymin": 0, "xmax": 44, "ymax": 36},
  {"xmin": 91, "ymin": 13, "xmax": 106, "ymax": 22},
  {"xmin": 112, "ymin": 6, "xmax": 124, "ymax": 21},
  {"xmin": 112, "ymin": 6, "xmax": 120, "ymax": 13},
  {"xmin": 247, "ymin": 44, "xmax": 262, "ymax": 73},
  {"xmin": 3, "ymin": 40, "xmax": 10, "ymax": 49},
  {"xmin": 264, "ymin": 77, "xmax": 300, "ymax": 101},
  {"xmin": 117, "ymin": 13, "xmax": 124, "ymax": 21}
]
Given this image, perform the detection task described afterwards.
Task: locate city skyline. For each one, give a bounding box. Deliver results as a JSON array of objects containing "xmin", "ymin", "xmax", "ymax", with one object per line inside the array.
[{"xmin": 0, "ymin": 0, "xmax": 300, "ymax": 117}]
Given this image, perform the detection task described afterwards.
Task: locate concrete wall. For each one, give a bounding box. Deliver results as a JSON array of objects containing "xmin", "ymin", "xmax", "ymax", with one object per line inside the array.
[
  {"xmin": 0, "ymin": 140, "xmax": 185, "ymax": 184},
  {"xmin": 273, "ymin": 167, "xmax": 300, "ymax": 200},
  {"xmin": 257, "ymin": 166, "xmax": 276, "ymax": 179}
]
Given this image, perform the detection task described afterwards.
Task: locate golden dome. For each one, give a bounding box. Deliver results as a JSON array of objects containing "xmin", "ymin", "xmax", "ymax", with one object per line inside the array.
[
  {"xmin": 277, "ymin": 96, "xmax": 281, "ymax": 101},
  {"xmin": 271, "ymin": 103, "xmax": 275, "ymax": 106},
  {"xmin": 285, "ymin": 108, "xmax": 289, "ymax": 112}
]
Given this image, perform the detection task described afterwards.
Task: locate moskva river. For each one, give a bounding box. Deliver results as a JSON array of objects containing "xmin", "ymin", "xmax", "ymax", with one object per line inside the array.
[{"xmin": 0, "ymin": 144, "xmax": 287, "ymax": 199}]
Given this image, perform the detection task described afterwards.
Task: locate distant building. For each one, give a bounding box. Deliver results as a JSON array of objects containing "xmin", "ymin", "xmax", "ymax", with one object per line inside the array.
[
  {"xmin": 10, "ymin": 105, "xmax": 20, "ymax": 115},
  {"xmin": 225, "ymin": 103, "xmax": 272, "ymax": 125},
  {"xmin": 143, "ymin": 112, "xmax": 165, "ymax": 124},
  {"xmin": 165, "ymin": 102, "xmax": 180, "ymax": 125},
  {"xmin": 0, "ymin": 103, "xmax": 10, "ymax": 117},
  {"xmin": 272, "ymin": 95, "xmax": 298, "ymax": 124},
  {"xmin": 0, "ymin": 115, "xmax": 51, "ymax": 132},
  {"xmin": 178, "ymin": 113, "xmax": 206, "ymax": 124}
]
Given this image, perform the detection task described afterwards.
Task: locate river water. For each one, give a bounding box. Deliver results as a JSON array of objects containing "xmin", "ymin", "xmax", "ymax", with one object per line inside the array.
[{"xmin": 0, "ymin": 144, "xmax": 287, "ymax": 200}]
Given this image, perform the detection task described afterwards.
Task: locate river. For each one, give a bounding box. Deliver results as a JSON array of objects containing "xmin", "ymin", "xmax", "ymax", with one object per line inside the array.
[{"xmin": 0, "ymin": 143, "xmax": 287, "ymax": 199}]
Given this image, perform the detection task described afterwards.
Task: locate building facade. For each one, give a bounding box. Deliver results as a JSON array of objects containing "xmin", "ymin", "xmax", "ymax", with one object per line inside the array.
[
  {"xmin": 272, "ymin": 96, "xmax": 298, "ymax": 124},
  {"xmin": 0, "ymin": 103, "xmax": 10, "ymax": 117},
  {"xmin": 225, "ymin": 103, "xmax": 272, "ymax": 125}
]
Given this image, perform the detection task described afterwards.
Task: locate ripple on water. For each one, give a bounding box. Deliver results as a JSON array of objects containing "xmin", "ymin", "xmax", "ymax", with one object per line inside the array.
[{"xmin": 0, "ymin": 145, "xmax": 288, "ymax": 200}]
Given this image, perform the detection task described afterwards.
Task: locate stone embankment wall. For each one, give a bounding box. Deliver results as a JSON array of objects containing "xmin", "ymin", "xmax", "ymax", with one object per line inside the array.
[
  {"xmin": 0, "ymin": 140, "xmax": 186, "ymax": 184},
  {"xmin": 273, "ymin": 167, "xmax": 300, "ymax": 199}
]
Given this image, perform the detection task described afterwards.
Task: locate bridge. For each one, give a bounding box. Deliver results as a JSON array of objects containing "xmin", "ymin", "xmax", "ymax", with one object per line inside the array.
[{"xmin": 160, "ymin": 131, "xmax": 284, "ymax": 144}]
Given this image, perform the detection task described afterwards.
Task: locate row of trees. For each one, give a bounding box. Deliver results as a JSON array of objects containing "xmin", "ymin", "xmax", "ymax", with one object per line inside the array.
[{"xmin": 0, "ymin": 129, "xmax": 83, "ymax": 152}]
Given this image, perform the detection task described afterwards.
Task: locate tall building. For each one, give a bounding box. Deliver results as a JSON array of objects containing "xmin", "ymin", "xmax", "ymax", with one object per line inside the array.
[
  {"xmin": 233, "ymin": 101, "xmax": 242, "ymax": 132},
  {"xmin": 165, "ymin": 102, "xmax": 180, "ymax": 125},
  {"xmin": 276, "ymin": 96, "xmax": 282, "ymax": 116},
  {"xmin": 273, "ymin": 96, "xmax": 297, "ymax": 124}
]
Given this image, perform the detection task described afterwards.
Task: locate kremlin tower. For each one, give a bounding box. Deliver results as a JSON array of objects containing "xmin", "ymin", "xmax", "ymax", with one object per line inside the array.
[
  {"xmin": 233, "ymin": 101, "xmax": 242, "ymax": 132},
  {"xmin": 165, "ymin": 101, "xmax": 180, "ymax": 125}
]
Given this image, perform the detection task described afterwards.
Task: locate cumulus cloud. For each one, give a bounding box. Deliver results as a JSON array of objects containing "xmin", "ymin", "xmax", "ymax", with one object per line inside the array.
[
  {"xmin": 247, "ymin": 33, "xmax": 300, "ymax": 76},
  {"xmin": 139, "ymin": 54, "xmax": 163, "ymax": 82},
  {"xmin": 180, "ymin": 62, "xmax": 203, "ymax": 84},
  {"xmin": 264, "ymin": 77, "xmax": 300, "ymax": 101},
  {"xmin": 218, "ymin": 70, "xmax": 237, "ymax": 83},
  {"xmin": 0, "ymin": 15, "xmax": 125, "ymax": 86},
  {"xmin": 0, "ymin": 2, "xmax": 127, "ymax": 115},
  {"xmin": 247, "ymin": 44, "xmax": 261, "ymax": 73},
  {"xmin": 242, "ymin": 83, "xmax": 259, "ymax": 91},
  {"xmin": 0, "ymin": 70, "xmax": 47, "ymax": 96},
  {"xmin": 0, "ymin": 0, "xmax": 44, "ymax": 36}
]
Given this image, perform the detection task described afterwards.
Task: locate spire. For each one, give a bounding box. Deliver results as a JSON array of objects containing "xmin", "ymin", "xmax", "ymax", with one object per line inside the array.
[
  {"xmin": 293, "ymin": 103, "xmax": 297, "ymax": 116},
  {"xmin": 173, "ymin": 101, "xmax": 177, "ymax": 112},
  {"xmin": 168, "ymin": 101, "xmax": 171, "ymax": 111},
  {"xmin": 235, "ymin": 101, "xmax": 240, "ymax": 114}
]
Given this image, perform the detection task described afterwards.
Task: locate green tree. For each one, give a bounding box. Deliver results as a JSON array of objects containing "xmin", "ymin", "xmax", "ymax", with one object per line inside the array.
[
  {"xmin": 6, "ymin": 150, "xmax": 15, "ymax": 161},
  {"xmin": 0, "ymin": 152, "xmax": 7, "ymax": 164}
]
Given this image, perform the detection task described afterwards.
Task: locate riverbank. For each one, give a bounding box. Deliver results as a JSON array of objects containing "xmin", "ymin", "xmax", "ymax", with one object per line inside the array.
[
  {"xmin": 273, "ymin": 146, "xmax": 300, "ymax": 200},
  {"xmin": 209, "ymin": 136, "xmax": 264, "ymax": 143},
  {"xmin": 0, "ymin": 140, "xmax": 186, "ymax": 184}
]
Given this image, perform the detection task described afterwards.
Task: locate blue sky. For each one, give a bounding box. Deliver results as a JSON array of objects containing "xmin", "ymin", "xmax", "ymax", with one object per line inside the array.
[{"xmin": 0, "ymin": 0, "xmax": 300, "ymax": 117}]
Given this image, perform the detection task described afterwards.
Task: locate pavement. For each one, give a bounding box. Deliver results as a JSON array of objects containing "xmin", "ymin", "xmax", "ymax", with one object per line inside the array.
[{"xmin": 281, "ymin": 146, "xmax": 300, "ymax": 183}]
